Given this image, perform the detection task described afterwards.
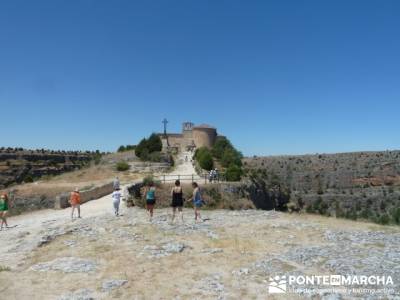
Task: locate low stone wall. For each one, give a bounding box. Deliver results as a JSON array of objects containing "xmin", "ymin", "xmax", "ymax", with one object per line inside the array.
[
  {"xmin": 8, "ymin": 194, "xmax": 55, "ymax": 216},
  {"xmin": 54, "ymin": 182, "xmax": 114, "ymax": 209},
  {"xmin": 129, "ymin": 162, "xmax": 170, "ymax": 173}
]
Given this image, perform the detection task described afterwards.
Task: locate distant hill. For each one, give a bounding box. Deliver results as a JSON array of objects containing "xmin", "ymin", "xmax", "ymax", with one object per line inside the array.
[
  {"xmin": 243, "ymin": 150, "xmax": 400, "ymax": 224},
  {"xmin": 0, "ymin": 147, "xmax": 101, "ymax": 188},
  {"xmin": 244, "ymin": 150, "xmax": 400, "ymax": 190}
]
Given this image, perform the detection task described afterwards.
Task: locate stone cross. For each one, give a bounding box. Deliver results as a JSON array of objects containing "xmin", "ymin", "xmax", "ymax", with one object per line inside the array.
[{"xmin": 162, "ymin": 118, "xmax": 168, "ymax": 136}]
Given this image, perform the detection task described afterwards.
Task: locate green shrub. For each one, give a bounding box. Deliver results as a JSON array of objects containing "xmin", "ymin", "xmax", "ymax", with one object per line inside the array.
[
  {"xmin": 335, "ymin": 201, "xmax": 345, "ymax": 218},
  {"xmin": 198, "ymin": 151, "xmax": 214, "ymax": 171},
  {"xmin": 359, "ymin": 208, "xmax": 372, "ymax": 220},
  {"xmin": 306, "ymin": 205, "xmax": 314, "ymax": 213},
  {"xmin": 142, "ymin": 175, "xmax": 161, "ymax": 187},
  {"xmin": 194, "ymin": 147, "xmax": 214, "ymax": 171},
  {"xmin": 149, "ymin": 151, "xmax": 162, "ymax": 162},
  {"xmin": 24, "ymin": 175, "xmax": 34, "ymax": 183},
  {"xmin": 221, "ymin": 148, "xmax": 242, "ymax": 168},
  {"xmin": 345, "ymin": 209, "xmax": 357, "ymax": 220},
  {"xmin": 312, "ymin": 197, "xmax": 323, "ymax": 213},
  {"xmin": 212, "ymin": 137, "xmax": 233, "ymax": 159},
  {"xmin": 116, "ymin": 161, "xmax": 130, "ymax": 171},
  {"xmin": 225, "ymin": 164, "xmax": 243, "ymax": 181},
  {"xmin": 391, "ymin": 207, "xmax": 400, "ymax": 224},
  {"xmin": 377, "ymin": 214, "xmax": 390, "ymax": 225},
  {"xmin": 0, "ymin": 266, "xmax": 11, "ymax": 272},
  {"xmin": 118, "ymin": 145, "xmax": 126, "ymax": 152}
]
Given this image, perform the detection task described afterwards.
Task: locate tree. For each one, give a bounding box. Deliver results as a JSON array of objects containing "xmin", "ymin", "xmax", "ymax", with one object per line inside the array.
[
  {"xmin": 134, "ymin": 134, "xmax": 162, "ymax": 160},
  {"xmin": 195, "ymin": 147, "xmax": 214, "ymax": 171},
  {"xmin": 221, "ymin": 148, "xmax": 242, "ymax": 168},
  {"xmin": 212, "ymin": 137, "xmax": 232, "ymax": 159},
  {"xmin": 135, "ymin": 138, "xmax": 147, "ymax": 158},
  {"xmin": 147, "ymin": 133, "xmax": 162, "ymax": 153},
  {"xmin": 225, "ymin": 164, "xmax": 243, "ymax": 181}
]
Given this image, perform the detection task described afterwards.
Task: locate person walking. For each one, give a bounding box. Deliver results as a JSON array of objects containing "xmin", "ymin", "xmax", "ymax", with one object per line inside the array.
[
  {"xmin": 113, "ymin": 177, "xmax": 120, "ymax": 190},
  {"xmin": 69, "ymin": 188, "xmax": 81, "ymax": 220},
  {"xmin": 0, "ymin": 193, "xmax": 10, "ymax": 230},
  {"xmin": 171, "ymin": 180, "xmax": 184, "ymax": 224},
  {"xmin": 144, "ymin": 181, "xmax": 156, "ymax": 222},
  {"xmin": 112, "ymin": 187, "xmax": 122, "ymax": 216},
  {"xmin": 189, "ymin": 182, "xmax": 204, "ymax": 223}
]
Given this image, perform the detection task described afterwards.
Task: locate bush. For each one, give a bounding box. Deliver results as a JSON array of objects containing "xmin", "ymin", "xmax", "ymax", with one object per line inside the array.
[
  {"xmin": 212, "ymin": 137, "xmax": 232, "ymax": 159},
  {"xmin": 149, "ymin": 151, "xmax": 162, "ymax": 162},
  {"xmin": 225, "ymin": 164, "xmax": 243, "ymax": 181},
  {"xmin": 377, "ymin": 214, "xmax": 390, "ymax": 225},
  {"xmin": 195, "ymin": 147, "xmax": 214, "ymax": 171},
  {"xmin": 345, "ymin": 209, "xmax": 357, "ymax": 220},
  {"xmin": 391, "ymin": 207, "xmax": 400, "ymax": 224},
  {"xmin": 142, "ymin": 175, "xmax": 161, "ymax": 187},
  {"xmin": 116, "ymin": 161, "xmax": 130, "ymax": 171},
  {"xmin": 221, "ymin": 148, "xmax": 243, "ymax": 168},
  {"xmin": 306, "ymin": 205, "xmax": 314, "ymax": 213},
  {"xmin": 198, "ymin": 151, "xmax": 214, "ymax": 171},
  {"xmin": 24, "ymin": 175, "xmax": 34, "ymax": 183}
]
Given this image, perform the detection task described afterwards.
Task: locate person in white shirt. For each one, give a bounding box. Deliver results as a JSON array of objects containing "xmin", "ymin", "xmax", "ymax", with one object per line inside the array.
[
  {"xmin": 113, "ymin": 177, "xmax": 120, "ymax": 190},
  {"xmin": 112, "ymin": 188, "xmax": 122, "ymax": 216}
]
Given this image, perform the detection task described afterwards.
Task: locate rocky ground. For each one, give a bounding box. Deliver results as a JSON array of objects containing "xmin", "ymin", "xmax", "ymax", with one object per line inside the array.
[{"xmin": 0, "ymin": 192, "xmax": 399, "ymax": 300}]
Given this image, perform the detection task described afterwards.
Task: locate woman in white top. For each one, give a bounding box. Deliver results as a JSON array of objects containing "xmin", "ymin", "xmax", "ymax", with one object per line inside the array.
[{"xmin": 112, "ymin": 188, "xmax": 122, "ymax": 216}]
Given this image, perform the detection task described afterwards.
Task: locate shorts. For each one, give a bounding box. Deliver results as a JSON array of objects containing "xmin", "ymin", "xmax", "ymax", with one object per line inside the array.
[
  {"xmin": 194, "ymin": 201, "xmax": 203, "ymax": 208},
  {"xmin": 0, "ymin": 204, "xmax": 8, "ymax": 212},
  {"xmin": 172, "ymin": 199, "xmax": 183, "ymax": 208},
  {"xmin": 146, "ymin": 199, "xmax": 156, "ymax": 205},
  {"xmin": 113, "ymin": 200, "xmax": 120, "ymax": 210}
]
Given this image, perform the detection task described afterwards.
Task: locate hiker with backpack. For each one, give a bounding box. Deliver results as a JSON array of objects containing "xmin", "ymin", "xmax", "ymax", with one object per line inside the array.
[
  {"xmin": 189, "ymin": 182, "xmax": 205, "ymax": 223},
  {"xmin": 69, "ymin": 188, "xmax": 81, "ymax": 220},
  {"xmin": 144, "ymin": 181, "xmax": 156, "ymax": 222},
  {"xmin": 0, "ymin": 193, "xmax": 10, "ymax": 230},
  {"xmin": 171, "ymin": 180, "xmax": 184, "ymax": 224}
]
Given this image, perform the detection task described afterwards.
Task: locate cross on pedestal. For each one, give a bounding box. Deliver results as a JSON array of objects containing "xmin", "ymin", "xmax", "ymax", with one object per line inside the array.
[{"xmin": 162, "ymin": 118, "xmax": 168, "ymax": 136}]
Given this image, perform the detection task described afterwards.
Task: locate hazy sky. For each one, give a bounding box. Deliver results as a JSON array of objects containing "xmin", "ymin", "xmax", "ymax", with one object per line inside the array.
[{"xmin": 1, "ymin": 0, "xmax": 399, "ymax": 156}]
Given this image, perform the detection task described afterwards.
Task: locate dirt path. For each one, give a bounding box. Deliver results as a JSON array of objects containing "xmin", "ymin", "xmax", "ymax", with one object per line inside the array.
[{"xmin": 158, "ymin": 151, "xmax": 202, "ymax": 183}]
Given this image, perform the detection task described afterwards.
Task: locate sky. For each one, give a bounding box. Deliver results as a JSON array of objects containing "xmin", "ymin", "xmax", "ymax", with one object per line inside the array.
[{"xmin": 0, "ymin": 0, "xmax": 399, "ymax": 156}]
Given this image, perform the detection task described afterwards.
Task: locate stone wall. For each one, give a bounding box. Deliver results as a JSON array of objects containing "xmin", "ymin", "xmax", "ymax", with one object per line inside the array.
[
  {"xmin": 8, "ymin": 194, "xmax": 55, "ymax": 216},
  {"xmin": 54, "ymin": 182, "xmax": 114, "ymax": 209}
]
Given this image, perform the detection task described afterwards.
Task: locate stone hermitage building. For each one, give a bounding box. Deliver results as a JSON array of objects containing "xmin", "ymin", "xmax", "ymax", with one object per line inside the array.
[{"xmin": 158, "ymin": 121, "xmax": 220, "ymax": 152}]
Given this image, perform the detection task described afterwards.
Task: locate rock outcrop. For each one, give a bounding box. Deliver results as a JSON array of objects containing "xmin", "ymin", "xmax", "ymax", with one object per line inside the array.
[{"xmin": 0, "ymin": 148, "xmax": 98, "ymax": 188}]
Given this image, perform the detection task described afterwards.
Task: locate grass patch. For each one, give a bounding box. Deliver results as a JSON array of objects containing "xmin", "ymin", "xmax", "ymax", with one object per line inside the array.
[{"xmin": 0, "ymin": 265, "xmax": 11, "ymax": 272}]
